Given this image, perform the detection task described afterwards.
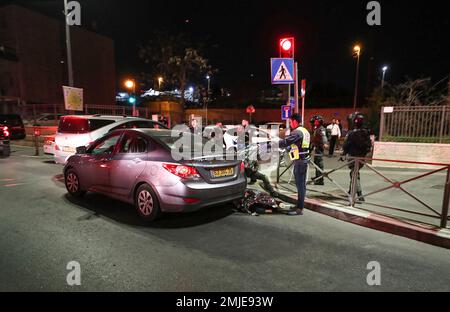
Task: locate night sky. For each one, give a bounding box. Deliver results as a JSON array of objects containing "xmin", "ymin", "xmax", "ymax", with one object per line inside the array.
[{"xmin": 5, "ymin": 0, "xmax": 450, "ymax": 101}]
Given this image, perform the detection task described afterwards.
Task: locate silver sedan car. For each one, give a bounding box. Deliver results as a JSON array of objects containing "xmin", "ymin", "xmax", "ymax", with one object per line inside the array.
[{"xmin": 64, "ymin": 129, "xmax": 246, "ymax": 221}]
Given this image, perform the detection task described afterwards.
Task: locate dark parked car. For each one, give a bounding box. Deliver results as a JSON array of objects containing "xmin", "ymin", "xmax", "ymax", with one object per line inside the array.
[
  {"xmin": 0, "ymin": 123, "xmax": 11, "ymax": 157},
  {"xmin": 0, "ymin": 114, "xmax": 26, "ymax": 140},
  {"xmin": 64, "ymin": 129, "xmax": 247, "ymax": 221}
]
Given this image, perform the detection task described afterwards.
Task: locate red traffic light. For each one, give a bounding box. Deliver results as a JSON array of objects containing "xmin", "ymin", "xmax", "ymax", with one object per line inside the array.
[
  {"xmin": 280, "ymin": 39, "xmax": 292, "ymax": 51},
  {"xmin": 279, "ymin": 37, "xmax": 294, "ymax": 58}
]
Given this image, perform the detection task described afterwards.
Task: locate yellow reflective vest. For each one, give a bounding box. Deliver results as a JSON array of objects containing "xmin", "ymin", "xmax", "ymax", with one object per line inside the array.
[{"xmin": 289, "ymin": 127, "xmax": 311, "ymax": 161}]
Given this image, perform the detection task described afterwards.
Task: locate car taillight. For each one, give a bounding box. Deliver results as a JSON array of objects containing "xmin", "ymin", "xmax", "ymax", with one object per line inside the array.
[
  {"xmin": 44, "ymin": 136, "xmax": 55, "ymax": 145},
  {"xmin": 240, "ymin": 161, "xmax": 245, "ymax": 174},
  {"xmin": 183, "ymin": 198, "xmax": 200, "ymax": 204},
  {"xmin": 55, "ymin": 144, "xmax": 60, "ymax": 151},
  {"xmin": 2, "ymin": 126, "xmax": 9, "ymax": 138},
  {"xmin": 162, "ymin": 164, "xmax": 200, "ymax": 179}
]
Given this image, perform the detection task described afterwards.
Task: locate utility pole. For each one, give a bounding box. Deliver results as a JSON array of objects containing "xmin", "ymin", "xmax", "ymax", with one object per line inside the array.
[{"xmin": 64, "ymin": 0, "xmax": 74, "ymax": 87}]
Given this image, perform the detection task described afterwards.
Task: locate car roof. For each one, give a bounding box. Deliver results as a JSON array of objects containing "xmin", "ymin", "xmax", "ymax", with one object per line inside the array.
[
  {"xmin": 133, "ymin": 129, "xmax": 177, "ymax": 136},
  {"xmin": 108, "ymin": 128, "xmax": 172, "ymax": 135}
]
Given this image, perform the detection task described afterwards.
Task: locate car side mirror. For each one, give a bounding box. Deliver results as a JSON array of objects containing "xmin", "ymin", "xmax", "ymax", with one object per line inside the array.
[{"xmin": 76, "ymin": 146, "xmax": 87, "ymax": 154}]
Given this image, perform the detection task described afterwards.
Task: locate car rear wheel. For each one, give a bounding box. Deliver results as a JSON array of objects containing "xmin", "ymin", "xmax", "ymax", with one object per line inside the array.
[
  {"xmin": 135, "ymin": 184, "xmax": 161, "ymax": 221},
  {"xmin": 65, "ymin": 169, "xmax": 86, "ymax": 198}
]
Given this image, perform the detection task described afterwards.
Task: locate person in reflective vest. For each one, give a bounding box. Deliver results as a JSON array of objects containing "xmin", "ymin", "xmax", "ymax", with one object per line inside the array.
[{"xmin": 278, "ymin": 113, "xmax": 311, "ymax": 216}]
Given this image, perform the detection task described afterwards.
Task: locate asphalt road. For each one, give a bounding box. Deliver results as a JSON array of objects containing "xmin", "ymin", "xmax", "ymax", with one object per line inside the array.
[{"xmin": 1, "ymin": 146, "xmax": 449, "ymax": 292}]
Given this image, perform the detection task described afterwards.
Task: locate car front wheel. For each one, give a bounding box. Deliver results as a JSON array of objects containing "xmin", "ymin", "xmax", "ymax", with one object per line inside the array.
[
  {"xmin": 65, "ymin": 169, "xmax": 86, "ymax": 198},
  {"xmin": 135, "ymin": 184, "xmax": 161, "ymax": 221}
]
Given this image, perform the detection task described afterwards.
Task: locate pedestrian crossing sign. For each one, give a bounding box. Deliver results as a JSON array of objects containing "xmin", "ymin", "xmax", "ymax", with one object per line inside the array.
[{"xmin": 271, "ymin": 58, "xmax": 295, "ymax": 84}]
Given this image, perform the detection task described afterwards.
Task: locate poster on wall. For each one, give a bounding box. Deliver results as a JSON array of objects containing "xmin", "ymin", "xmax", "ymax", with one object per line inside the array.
[{"xmin": 62, "ymin": 86, "xmax": 83, "ymax": 111}]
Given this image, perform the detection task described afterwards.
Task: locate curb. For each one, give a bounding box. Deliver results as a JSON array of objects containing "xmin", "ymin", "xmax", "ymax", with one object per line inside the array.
[{"xmin": 274, "ymin": 186, "xmax": 450, "ymax": 249}]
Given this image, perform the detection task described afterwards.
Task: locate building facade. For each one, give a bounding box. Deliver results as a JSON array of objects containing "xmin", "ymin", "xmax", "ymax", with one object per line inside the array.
[{"xmin": 0, "ymin": 5, "xmax": 115, "ymax": 105}]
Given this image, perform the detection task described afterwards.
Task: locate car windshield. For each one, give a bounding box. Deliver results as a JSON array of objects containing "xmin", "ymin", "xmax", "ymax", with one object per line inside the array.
[
  {"xmin": 58, "ymin": 117, "xmax": 115, "ymax": 133},
  {"xmin": 88, "ymin": 119, "xmax": 116, "ymax": 131},
  {"xmin": 58, "ymin": 117, "xmax": 89, "ymax": 133},
  {"xmin": 152, "ymin": 131, "xmax": 209, "ymax": 149}
]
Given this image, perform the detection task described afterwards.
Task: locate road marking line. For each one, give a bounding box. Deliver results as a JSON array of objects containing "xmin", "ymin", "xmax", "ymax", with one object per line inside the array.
[{"xmin": 3, "ymin": 183, "xmax": 27, "ymax": 187}]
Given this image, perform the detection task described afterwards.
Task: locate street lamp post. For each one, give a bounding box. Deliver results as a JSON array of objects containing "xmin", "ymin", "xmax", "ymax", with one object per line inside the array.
[
  {"xmin": 353, "ymin": 45, "xmax": 361, "ymax": 112},
  {"xmin": 158, "ymin": 77, "xmax": 163, "ymax": 90},
  {"xmin": 64, "ymin": 0, "xmax": 74, "ymax": 87},
  {"xmin": 381, "ymin": 66, "xmax": 388, "ymax": 95},
  {"xmin": 206, "ymin": 75, "xmax": 211, "ymax": 126}
]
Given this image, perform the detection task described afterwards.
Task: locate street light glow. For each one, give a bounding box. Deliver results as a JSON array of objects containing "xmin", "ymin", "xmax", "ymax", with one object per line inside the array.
[
  {"xmin": 124, "ymin": 79, "xmax": 135, "ymax": 89},
  {"xmin": 382, "ymin": 66, "xmax": 388, "ymax": 72},
  {"xmin": 353, "ymin": 45, "xmax": 361, "ymax": 54},
  {"xmin": 206, "ymin": 75, "xmax": 210, "ymax": 80}
]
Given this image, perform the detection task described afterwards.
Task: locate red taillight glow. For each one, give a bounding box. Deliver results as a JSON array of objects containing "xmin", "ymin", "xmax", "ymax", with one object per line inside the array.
[
  {"xmin": 183, "ymin": 198, "xmax": 200, "ymax": 204},
  {"xmin": 240, "ymin": 161, "xmax": 245, "ymax": 173},
  {"xmin": 162, "ymin": 163, "xmax": 200, "ymax": 179},
  {"xmin": 44, "ymin": 136, "xmax": 55, "ymax": 145},
  {"xmin": 54, "ymin": 144, "xmax": 60, "ymax": 151},
  {"xmin": 2, "ymin": 126, "xmax": 10, "ymax": 138}
]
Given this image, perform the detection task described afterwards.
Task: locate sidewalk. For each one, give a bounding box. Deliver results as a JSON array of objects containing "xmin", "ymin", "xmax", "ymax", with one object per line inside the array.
[{"xmin": 260, "ymin": 155, "xmax": 450, "ymax": 249}]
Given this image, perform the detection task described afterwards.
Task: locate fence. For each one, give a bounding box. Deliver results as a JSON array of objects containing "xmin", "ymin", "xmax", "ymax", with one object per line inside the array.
[
  {"xmin": 379, "ymin": 105, "xmax": 450, "ymax": 143},
  {"xmin": 17, "ymin": 104, "xmax": 169, "ymax": 124},
  {"xmin": 276, "ymin": 153, "xmax": 450, "ymax": 228}
]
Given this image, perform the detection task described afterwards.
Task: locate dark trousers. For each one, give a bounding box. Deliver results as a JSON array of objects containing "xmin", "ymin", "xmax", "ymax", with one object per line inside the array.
[
  {"xmin": 246, "ymin": 168, "xmax": 276, "ymax": 194},
  {"xmin": 294, "ymin": 161, "xmax": 308, "ymax": 210},
  {"xmin": 329, "ymin": 135, "xmax": 338, "ymax": 156},
  {"xmin": 348, "ymin": 161, "xmax": 364, "ymax": 195},
  {"xmin": 313, "ymin": 155, "xmax": 324, "ymax": 184}
]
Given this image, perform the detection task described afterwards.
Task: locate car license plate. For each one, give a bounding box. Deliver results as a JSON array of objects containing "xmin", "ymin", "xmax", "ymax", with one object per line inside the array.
[
  {"xmin": 211, "ymin": 167, "xmax": 234, "ymax": 178},
  {"xmin": 63, "ymin": 146, "xmax": 76, "ymax": 153}
]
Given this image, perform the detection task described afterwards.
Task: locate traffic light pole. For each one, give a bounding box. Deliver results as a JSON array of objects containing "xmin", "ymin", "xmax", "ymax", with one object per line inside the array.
[
  {"xmin": 132, "ymin": 82, "xmax": 136, "ymax": 117},
  {"xmin": 294, "ymin": 62, "xmax": 299, "ymax": 116},
  {"xmin": 286, "ymin": 84, "xmax": 291, "ymax": 132}
]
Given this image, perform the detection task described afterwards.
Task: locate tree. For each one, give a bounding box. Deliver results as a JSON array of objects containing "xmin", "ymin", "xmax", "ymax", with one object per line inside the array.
[
  {"xmin": 382, "ymin": 77, "xmax": 449, "ymax": 107},
  {"xmin": 138, "ymin": 31, "xmax": 216, "ymax": 103},
  {"xmin": 365, "ymin": 77, "xmax": 449, "ymax": 138}
]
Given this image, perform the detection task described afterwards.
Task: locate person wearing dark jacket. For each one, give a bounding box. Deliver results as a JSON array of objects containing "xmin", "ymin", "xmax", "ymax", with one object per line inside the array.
[
  {"xmin": 341, "ymin": 114, "xmax": 372, "ymax": 201},
  {"xmin": 310, "ymin": 116, "xmax": 328, "ymax": 185},
  {"xmin": 278, "ymin": 114, "xmax": 311, "ymax": 216}
]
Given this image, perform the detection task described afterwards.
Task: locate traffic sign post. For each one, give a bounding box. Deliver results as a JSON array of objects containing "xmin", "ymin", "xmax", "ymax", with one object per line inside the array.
[
  {"xmin": 289, "ymin": 97, "xmax": 295, "ymax": 108},
  {"xmin": 281, "ymin": 105, "xmax": 292, "ymax": 121},
  {"xmin": 301, "ymin": 79, "xmax": 306, "ymax": 126}
]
